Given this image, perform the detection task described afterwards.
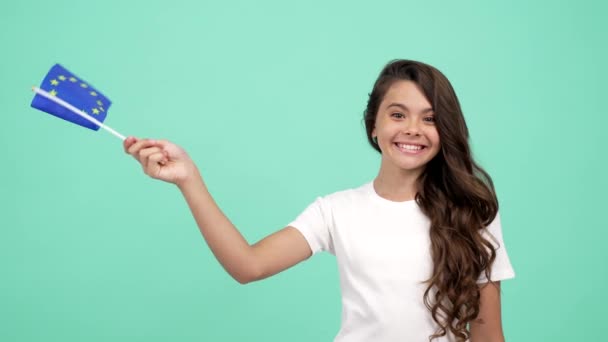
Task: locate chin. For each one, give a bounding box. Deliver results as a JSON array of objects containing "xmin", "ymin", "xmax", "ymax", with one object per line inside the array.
[
  {"xmin": 398, "ymin": 165, "xmax": 426, "ymax": 173},
  {"xmin": 387, "ymin": 160, "xmax": 427, "ymax": 173}
]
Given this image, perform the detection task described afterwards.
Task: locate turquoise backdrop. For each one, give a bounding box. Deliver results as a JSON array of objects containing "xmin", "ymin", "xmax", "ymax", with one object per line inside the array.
[{"xmin": 1, "ymin": 0, "xmax": 606, "ymax": 341}]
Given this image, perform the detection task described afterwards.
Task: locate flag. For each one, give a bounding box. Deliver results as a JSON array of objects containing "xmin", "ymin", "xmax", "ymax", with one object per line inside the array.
[{"xmin": 31, "ymin": 64, "xmax": 112, "ymax": 131}]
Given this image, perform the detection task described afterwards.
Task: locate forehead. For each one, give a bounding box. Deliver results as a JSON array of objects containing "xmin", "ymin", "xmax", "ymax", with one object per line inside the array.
[{"xmin": 381, "ymin": 80, "xmax": 432, "ymax": 110}]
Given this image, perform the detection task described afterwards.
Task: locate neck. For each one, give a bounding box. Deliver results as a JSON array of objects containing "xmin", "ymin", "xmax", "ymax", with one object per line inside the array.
[{"xmin": 373, "ymin": 163, "xmax": 424, "ymax": 202}]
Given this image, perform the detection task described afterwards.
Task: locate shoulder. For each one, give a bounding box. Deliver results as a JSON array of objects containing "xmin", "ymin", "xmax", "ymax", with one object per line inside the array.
[{"xmin": 319, "ymin": 181, "xmax": 372, "ymax": 205}]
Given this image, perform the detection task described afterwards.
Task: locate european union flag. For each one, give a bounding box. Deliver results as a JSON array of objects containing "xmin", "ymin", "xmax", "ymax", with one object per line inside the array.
[{"xmin": 31, "ymin": 64, "xmax": 112, "ymax": 130}]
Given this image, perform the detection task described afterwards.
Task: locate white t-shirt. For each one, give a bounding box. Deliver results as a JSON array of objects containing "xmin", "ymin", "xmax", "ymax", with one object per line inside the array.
[{"xmin": 288, "ymin": 181, "xmax": 515, "ymax": 342}]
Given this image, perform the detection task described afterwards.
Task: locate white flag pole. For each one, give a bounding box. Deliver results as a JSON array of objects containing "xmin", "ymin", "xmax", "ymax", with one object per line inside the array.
[{"xmin": 32, "ymin": 86, "xmax": 126, "ymax": 141}]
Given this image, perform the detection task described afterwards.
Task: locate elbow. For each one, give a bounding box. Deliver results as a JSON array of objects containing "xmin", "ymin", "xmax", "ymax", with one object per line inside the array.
[
  {"xmin": 235, "ymin": 277, "xmax": 248, "ymax": 285},
  {"xmin": 233, "ymin": 265, "xmax": 263, "ymax": 285},
  {"xmin": 227, "ymin": 247, "xmax": 263, "ymax": 285},
  {"xmin": 235, "ymin": 274, "xmax": 254, "ymax": 285},
  {"xmin": 234, "ymin": 272, "xmax": 259, "ymax": 285}
]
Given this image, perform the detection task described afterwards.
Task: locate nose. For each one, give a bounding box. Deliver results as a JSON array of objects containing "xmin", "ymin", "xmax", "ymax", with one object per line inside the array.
[{"xmin": 402, "ymin": 119, "xmax": 421, "ymax": 136}]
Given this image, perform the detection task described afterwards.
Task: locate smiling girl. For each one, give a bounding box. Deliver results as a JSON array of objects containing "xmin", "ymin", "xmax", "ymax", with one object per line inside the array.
[{"xmin": 124, "ymin": 59, "xmax": 515, "ymax": 342}]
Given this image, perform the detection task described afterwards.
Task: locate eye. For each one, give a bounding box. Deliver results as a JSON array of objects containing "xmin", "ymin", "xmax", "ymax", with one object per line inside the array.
[
  {"xmin": 391, "ymin": 112, "xmax": 405, "ymax": 119},
  {"xmin": 423, "ymin": 116, "xmax": 436, "ymax": 123}
]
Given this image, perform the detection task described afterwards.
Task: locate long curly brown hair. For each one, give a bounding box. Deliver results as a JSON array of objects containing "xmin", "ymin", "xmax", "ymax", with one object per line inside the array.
[{"xmin": 363, "ymin": 60, "xmax": 499, "ymax": 341}]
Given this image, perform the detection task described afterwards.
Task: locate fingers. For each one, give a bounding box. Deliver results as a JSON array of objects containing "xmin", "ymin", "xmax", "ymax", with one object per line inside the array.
[
  {"xmin": 146, "ymin": 151, "xmax": 167, "ymax": 174},
  {"xmin": 123, "ymin": 136, "xmax": 141, "ymax": 154},
  {"xmin": 126, "ymin": 138, "xmax": 161, "ymax": 159},
  {"xmin": 139, "ymin": 148, "xmax": 169, "ymax": 176},
  {"xmin": 125, "ymin": 137, "xmax": 170, "ymax": 167},
  {"xmin": 137, "ymin": 146, "xmax": 162, "ymax": 164},
  {"xmin": 127, "ymin": 138, "xmax": 156, "ymax": 155}
]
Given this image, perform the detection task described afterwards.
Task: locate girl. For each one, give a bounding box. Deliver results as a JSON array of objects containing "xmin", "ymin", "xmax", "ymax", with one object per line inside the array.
[{"xmin": 124, "ymin": 59, "xmax": 515, "ymax": 342}]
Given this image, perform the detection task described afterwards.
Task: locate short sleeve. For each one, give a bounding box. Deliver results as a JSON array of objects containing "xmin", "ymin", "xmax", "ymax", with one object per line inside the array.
[
  {"xmin": 287, "ymin": 196, "xmax": 335, "ymax": 256},
  {"xmin": 477, "ymin": 211, "xmax": 516, "ymax": 284}
]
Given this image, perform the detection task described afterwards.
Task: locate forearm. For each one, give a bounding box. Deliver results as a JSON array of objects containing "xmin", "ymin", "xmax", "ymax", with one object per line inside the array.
[
  {"xmin": 177, "ymin": 171, "xmax": 257, "ymax": 284},
  {"xmin": 469, "ymin": 324, "xmax": 505, "ymax": 342},
  {"xmin": 470, "ymin": 337, "xmax": 505, "ymax": 342}
]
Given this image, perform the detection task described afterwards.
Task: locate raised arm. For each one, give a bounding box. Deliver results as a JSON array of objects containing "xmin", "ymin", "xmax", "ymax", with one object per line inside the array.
[
  {"xmin": 179, "ymin": 172, "xmax": 312, "ymax": 283},
  {"xmin": 124, "ymin": 137, "xmax": 312, "ymax": 284}
]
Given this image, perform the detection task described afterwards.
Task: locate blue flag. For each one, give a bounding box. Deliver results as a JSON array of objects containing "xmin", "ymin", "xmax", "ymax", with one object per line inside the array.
[{"xmin": 31, "ymin": 64, "xmax": 112, "ymax": 131}]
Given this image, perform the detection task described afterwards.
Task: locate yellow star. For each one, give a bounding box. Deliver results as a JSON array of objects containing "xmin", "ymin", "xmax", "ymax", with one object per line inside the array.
[
  {"xmin": 58, "ymin": 75, "xmax": 66, "ymax": 81},
  {"xmin": 69, "ymin": 77, "xmax": 77, "ymax": 82},
  {"xmin": 80, "ymin": 83, "xmax": 88, "ymax": 88},
  {"xmin": 49, "ymin": 89, "xmax": 57, "ymax": 96},
  {"xmin": 92, "ymin": 108, "xmax": 100, "ymax": 115},
  {"xmin": 89, "ymin": 91, "xmax": 97, "ymax": 96},
  {"xmin": 96, "ymin": 100, "xmax": 103, "ymax": 106},
  {"xmin": 50, "ymin": 79, "xmax": 59, "ymax": 86}
]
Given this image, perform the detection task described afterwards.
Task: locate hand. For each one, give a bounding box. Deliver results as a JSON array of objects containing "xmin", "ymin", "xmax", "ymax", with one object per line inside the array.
[{"xmin": 123, "ymin": 136, "xmax": 199, "ymax": 186}]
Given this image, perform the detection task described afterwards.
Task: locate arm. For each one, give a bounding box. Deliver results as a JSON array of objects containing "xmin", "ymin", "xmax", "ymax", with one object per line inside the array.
[
  {"xmin": 124, "ymin": 137, "xmax": 312, "ymax": 284},
  {"xmin": 178, "ymin": 173, "xmax": 312, "ymax": 283},
  {"xmin": 469, "ymin": 281, "xmax": 506, "ymax": 342}
]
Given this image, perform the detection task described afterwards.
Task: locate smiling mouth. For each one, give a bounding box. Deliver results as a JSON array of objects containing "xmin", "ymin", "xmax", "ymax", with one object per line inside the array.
[{"xmin": 394, "ymin": 143, "xmax": 427, "ymax": 153}]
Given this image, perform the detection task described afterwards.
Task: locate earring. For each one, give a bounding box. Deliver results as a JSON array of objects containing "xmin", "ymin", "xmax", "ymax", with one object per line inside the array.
[{"xmin": 372, "ymin": 136, "xmax": 378, "ymax": 144}]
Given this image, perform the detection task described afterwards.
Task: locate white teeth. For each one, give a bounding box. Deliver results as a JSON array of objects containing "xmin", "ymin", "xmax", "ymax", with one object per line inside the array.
[{"xmin": 397, "ymin": 144, "xmax": 423, "ymax": 150}]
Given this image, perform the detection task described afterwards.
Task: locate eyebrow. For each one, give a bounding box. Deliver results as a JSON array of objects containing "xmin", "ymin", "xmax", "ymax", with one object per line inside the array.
[{"xmin": 387, "ymin": 102, "xmax": 434, "ymax": 114}]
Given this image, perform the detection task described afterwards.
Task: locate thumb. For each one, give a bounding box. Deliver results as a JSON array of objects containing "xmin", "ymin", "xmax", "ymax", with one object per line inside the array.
[{"xmin": 123, "ymin": 136, "xmax": 138, "ymax": 153}]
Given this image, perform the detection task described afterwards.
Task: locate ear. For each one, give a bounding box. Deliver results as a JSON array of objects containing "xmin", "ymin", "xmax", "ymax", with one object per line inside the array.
[{"xmin": 371, "ymin": 127, "xmax": 376, "ymax": 138}]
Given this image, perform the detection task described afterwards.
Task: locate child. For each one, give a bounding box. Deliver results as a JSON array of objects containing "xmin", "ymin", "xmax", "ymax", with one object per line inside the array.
[{"xmin": 124, "ymin": 59, "xmax": 515, "ymax": 342}]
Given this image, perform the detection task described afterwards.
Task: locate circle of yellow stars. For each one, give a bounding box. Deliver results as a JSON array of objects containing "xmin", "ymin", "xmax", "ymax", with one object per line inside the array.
[{"xmin": 47, "ymin": 74, "xmax": 105, "ymax": 115}]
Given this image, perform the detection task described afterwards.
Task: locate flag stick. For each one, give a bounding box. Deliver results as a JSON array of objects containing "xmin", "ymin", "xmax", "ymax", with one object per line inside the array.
[{"xmin": 31, "ymin": 86, "xmax": 126, "ymax": 141}]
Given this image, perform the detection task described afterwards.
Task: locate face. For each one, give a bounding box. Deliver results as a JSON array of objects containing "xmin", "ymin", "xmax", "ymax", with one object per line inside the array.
[{"xmin": 372, "ymin": 80, "xmax": 441, "ymax": 175}]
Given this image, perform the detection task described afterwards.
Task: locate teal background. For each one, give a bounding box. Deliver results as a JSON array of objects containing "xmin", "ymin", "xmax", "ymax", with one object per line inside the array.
[{"xmin": 1, "ymin": 0, "xmax": 605, "ymax": 341}]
